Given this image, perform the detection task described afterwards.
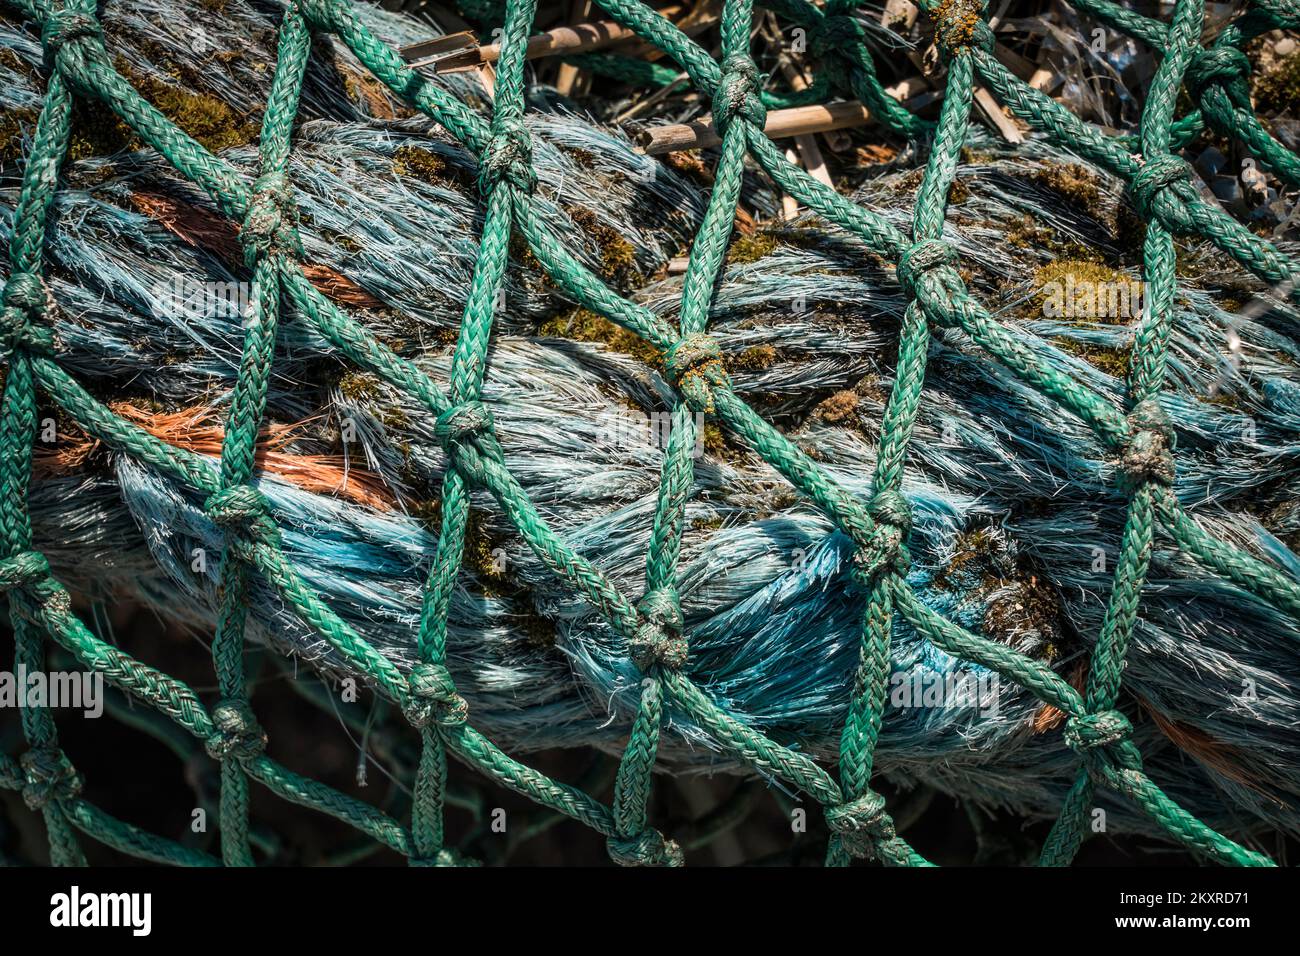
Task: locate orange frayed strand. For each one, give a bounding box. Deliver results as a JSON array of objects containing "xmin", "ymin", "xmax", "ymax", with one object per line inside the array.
[
  {"xmin": 129, "ymin": 190, "xmax": 386, "ymax": 311},
  {"xmin": 35, "ymin": 403, "xmax": 396, "ymax": 512}
]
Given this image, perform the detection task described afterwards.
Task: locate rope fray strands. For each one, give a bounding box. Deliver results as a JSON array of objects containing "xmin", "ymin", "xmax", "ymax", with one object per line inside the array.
[{"xmin": 0, "ymin": 0, "xmax": 1298, "ymax": 868}]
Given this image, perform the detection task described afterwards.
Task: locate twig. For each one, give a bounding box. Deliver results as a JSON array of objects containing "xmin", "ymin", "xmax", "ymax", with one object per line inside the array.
[
  {"xmin": 400, "ymin": 8, "xmax": 688, "ymax": 73},
  {"xmin": 635, "ymin": 101, "xmax": 875, "ymax": 155}
]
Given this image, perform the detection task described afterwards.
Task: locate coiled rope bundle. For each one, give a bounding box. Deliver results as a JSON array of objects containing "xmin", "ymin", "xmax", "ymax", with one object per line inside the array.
[{"xmin": 2, "ymin": 0, "xmax": 1300, "ymax": 866}]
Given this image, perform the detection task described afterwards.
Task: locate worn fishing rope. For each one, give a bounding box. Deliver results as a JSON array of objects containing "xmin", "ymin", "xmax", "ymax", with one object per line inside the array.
[{"xmin": 2, "ymin": 0, "xmax": 1300, "ymax": 867}]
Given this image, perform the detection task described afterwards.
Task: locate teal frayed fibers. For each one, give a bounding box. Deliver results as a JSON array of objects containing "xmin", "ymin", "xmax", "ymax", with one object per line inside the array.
[{"xmin": 14, "ymin": 125, "xmax": 1300, "ymax": 843}]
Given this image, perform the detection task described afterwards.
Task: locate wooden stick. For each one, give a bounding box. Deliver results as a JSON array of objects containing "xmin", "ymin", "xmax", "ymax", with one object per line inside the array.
[
  {"xmin": 973, "ymin": 86, "xmax": 1024, "ymax": 143},
  {"xmin": 781, "ymin": 146, "xmax": 802, "ymax": 219},
  {"xmin": 400, "ymin": 9, "xmax": 684, "ymax": 73},
  {"xmin": 635, "ymin": 101, "xmax": 874, "ymax": 155},
  {"xmin": 555, "ymin": 0, "xmax": 595, "ymax": 96},
  {"xmin": 777, "ymin": 59, "xmax": 833, "ymax": 191}
]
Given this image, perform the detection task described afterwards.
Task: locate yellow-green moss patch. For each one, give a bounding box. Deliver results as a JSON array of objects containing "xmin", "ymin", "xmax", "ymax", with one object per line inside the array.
[
  {"xmin": 1033, "ymin": 162, "xmax": 1102, "ymax": 208},
  {"xmin": 392, "ymin": 145, "xmax": 468, "ymax": 190},
  {"xmin": 565, "ymin": 205, "xmax": 640, "ymax": 289},
  {"xmin": 1254, "ymin": 52, "xmax": 1300, "ymax": 114},
  {"xmin": 539, "ymin": 308, "xmax": 662, "ymax": 366}
]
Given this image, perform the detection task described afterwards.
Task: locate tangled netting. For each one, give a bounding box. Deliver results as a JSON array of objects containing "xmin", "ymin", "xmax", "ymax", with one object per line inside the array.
[{"xmin": 3, "ymin": 0, "xmax": 1300, "ymax": 867}]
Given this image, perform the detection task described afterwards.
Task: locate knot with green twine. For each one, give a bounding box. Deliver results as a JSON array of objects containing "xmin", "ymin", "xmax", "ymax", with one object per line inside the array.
[
  {"xmin": 850, "ymin": 490, "xmax": 913, "ymax": 585},
  {"xmin": 1063, "ymin": 709, "xmax": 1133, "ymax": 753},
  {"xmin": 712, "ymin": 54, "xmax": 767, "ymax": 136},
  {"xmin": 1127, "ymin": 155, "xmax": 1198, "ymax": 235},
  {"xmin": 478, "ymin": 116, "xmax": 536, "ymax": 194},
  {"xmin": 895, "ymin": 238, "xmax": 958, "ymax": 307},
  {"xmin": 0, "ymin": 548, "xmax": 68, "ymax": 612},
  {"xmin": 932, "ymin": 0, "xmax": 994, "ymax": 61},
  {"xmin": 40, "ymin": 7, "xmax": 104, "ymax": 66},
  {"xmin": 434, "ymin": 399, "xmax": 495, "ymax": 448},
  {"xmin": 205, "ymin": 699, "xmax": 268, "ymax": 761},
  {"xmin": 1064, "ymin": 708, "xmax": 1144, "ymax": 780},
  {"xmin": 1117, "ymin": 400, "xmax": 1175, "ymax": 491},
  {"xmin": 1185, "ymin": 46, "xmax": 1252, "ymax": 104},
  {"xmin": 205, "ymin": 484, "xmax": 282, "ymax": 545},
  {"xmin": 0, "ymin": 550, "xmax": 52, "ymax": 595},
  {"xmin": 19, "ymin": 746, "xmax": 83, "ymax": 811},
  {"xmin": 1, "ymin": 273, "xmax": 55, "ymax": 356},
  {"xmin": 240, "ymin": 172, "xmax": 304, "ymax": 267},
  {"xmin": 403, "ymin": 661, "xmax": 469, "ymax": 728},
  {"xmin": 410, "ymin": 847, "xmax": 481, "ymax": 867},
  {"xmin": 434, "ymin": 400, "xmax": 502, "ymax": 486},
  {"xmin": 607, "ymin": 827, "xmax": 683, "ymax": 867},
  {"xmin": 629, "ymin": 587, "xmax": 688, "ymax": 671},
  {"xmin": 825, "ymin": 789, "xmax": 896, "ymax": 859},
  {"xmin": 663, "ymin": 333, "xmax": 730, "ymax": 414}
]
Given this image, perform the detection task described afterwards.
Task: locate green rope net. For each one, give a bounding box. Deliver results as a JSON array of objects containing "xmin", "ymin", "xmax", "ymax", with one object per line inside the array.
[{"xmin": 2, "ymin": 0, "xmax": 1299, "ymax": 867}]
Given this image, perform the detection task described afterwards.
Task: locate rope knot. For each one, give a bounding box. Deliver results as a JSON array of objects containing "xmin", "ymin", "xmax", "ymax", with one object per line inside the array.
[
  {"xmin": 2, "ymin": 274, "xmax": 55, "ymax": 355},
  {"xmin": 664, "ymin": 333, "xmax": 729, "ymax": 414},
  {"xmin": 19, "ymin": 746, "xmax": 82, "ymax": 811},
  {"xmin": 205, "ymin": 699, "xmax": 268, "ymax": 761},
  {"xmin": 933, "ymin": 0, "xmax": 994, "ymax": 61},
  {"xmin": 434, "ymin": 401, "xmax": 501, "ymax": 487},
  {"xmin": 205, "ymin": 485, "xmax": 280, "ymax": 543},
  {"xmin": 240, "ymin": 172, "xmax": 303, "ymax": 266},
  {"xmin": 629, "ymin": 587, "xmax": 687, "ymax": 671},
  {"xmin": 809, "ymin": 14, "xmax": 864, "ymax": 59},
  {"xmin": 1063, "ymin": 709, "xmax": 1132, "ymax": 754},
  {"xmin": 479, "ymin": 116, "xmax": 536, "ymax": 194},
  {"xmin": 434, "ymin": 400, "xmax": 495, "ymax": 450},
  {"xmin": 895, "ymin": 239, "xmax": 957, "ymax": 304},
  {"xmin": 1117, "ymin": 400, "xmax": 1175, "ymax": 491},
  {"xmin": 403, "ymin": 661, "xmax": 469, "ymax": 728},
  {"xmin": 0, "ymin": 550, "xmax": 52, "ymax": 595},
  {"xmin": 712, "ymin": 54, "xmax": 767, "ymax": 136},
  {"xmin": 1185, "ymin": 46, "xmax": 1252, "ymax": 100},
  {"xmin": 1127, "ymin": 155, "xmax": 1197, "ymax": 235},
  {"xmin": 607, "ymin": 828, "xmax": 684, "ymax": 867},
  {"xmin": 825, "ymin": 789, "xmax": 895, "ymax": 858},
  {"xmin": 40, "ymin": 8, "xmax": 103, "ymax": 62},
  {"xmin": 850, "ymin": 491, "xmax": 914, "ymax": 586},
  {"xmin": 410, "ymin": 848, "xmax": 481, "ymax": 866},
  {"xmin": 870, "ymin": 489, "xmax": 913, "ymax": 535}
]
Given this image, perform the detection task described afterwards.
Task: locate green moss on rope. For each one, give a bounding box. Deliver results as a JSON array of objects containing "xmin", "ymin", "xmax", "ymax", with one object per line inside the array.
[
  {"xmin": 733, "ymin": 344, "xmax": 778, "ymax": 371},
  {"xmin": 727, "ymin": 232, "xmax": 781, "ymax": 263},
  {"xmin": 1032, "ymin": 162, "xmax": 1102, "ymax": 209},
  {"xmin": 0, "ymin": 105, "xmax": 39, "ymax": 166},
  {"xmin": 1028, "ymin": 259, "xmax": 1140, "ymax": 325}
]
